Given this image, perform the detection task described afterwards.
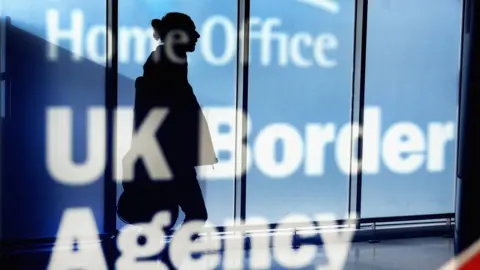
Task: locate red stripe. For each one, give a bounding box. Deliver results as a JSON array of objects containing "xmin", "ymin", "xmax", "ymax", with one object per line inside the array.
[{"xmin": 460, "ymin": 251, "xmax": 480, "ymax": 270}]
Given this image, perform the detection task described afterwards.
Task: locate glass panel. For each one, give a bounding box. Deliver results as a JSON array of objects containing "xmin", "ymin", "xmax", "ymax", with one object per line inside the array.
[
  {"xmin": 116, "ymin": 0, "xmax": 237, "ymax": 229},
  {"xmin": 1, "ymin": 0, "xmax": 106, "ymax": 238},
  {"xmin": 246, "ymin": 0, "xmax": 356, "ymax": 223},
  {"xmin": 361, "ymin": 0, "xmax": 461, "ymax": 217}
]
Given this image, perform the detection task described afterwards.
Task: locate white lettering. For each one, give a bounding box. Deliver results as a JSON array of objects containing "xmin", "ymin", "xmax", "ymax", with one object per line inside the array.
[
  {"xmin": 290, "ymin": 32, "xmax": 315, "ymax": 67},
  {"xmin": 118, "ymin": 27, "xmax": 155, "ymax": 63},
  {"xmin": 254, "ymin": 123, "xmax": 304, "ymax": 178},
  {"xmin": 427, "ymin": 122, "xmax": 455, "ymax": 172},
  {"xmin": 46, "ymin": 107, "xmax": 105, "ymax": 185},
  {"xmin": 46, "ymin": 11, "xmax": 340, "ymax": 67},
  {"xmin": 116, "ymin": 211, "xmax": 171, "ymax": 270},
  {"xmin": 304, "ymin": 123, "xmax": 335, "ymax": 176},
  {"xmin": 335, "ymin": 122, "xmax": 360, "ymax": 175},
  {"xmin": 201, "ymin": 16, "xmax": 236, "ymax": 65},
  {"xmin": 315, "ymin": 213, "xmax": 356, "ymax": 270},
  {"xmin": 169, "ymin": 221, "xmax": 221, "ymax": 269},
  {"xmin": 197, "ymin": 108, "xmax": 252, "ymax": 179},
  {"xmin": 246, "ymin": 217, "xmax": 271, "ymax": 269},
  {"xmin": 274, "ymin": 214, "xmax": 317, "ymax": 269},
  {"xmin": 121, "ymin": 108, "xmax": 171, "ymax": 181},
  {"xmin": 85, "ymin": 26, "xmax": 112, "ymax": 63},
  {"xmin": 114, "ymin": 107, "xmax": 134, "ymax": 181},
  {"xmin": 383, "ymin": 122, "xmax": 425, "ymax": 174},
  {"xmin": 222, "ymin": 220, "xmax": 245, "ymax": 269},
  {"xmin": 252, "ymin": 18, "xmax": 285, "ymax": 66},
  {"xmin": 46, "ymin": 9, "xmax": 83, "ymax": 61},
  {"xmin": 363, "ymin": 107, "xmax": 381, "ymax": 174},
  {"xmin": 314, "ymin": 34, "xmax": 338, "ymax": 68},
  {"xmin": 48, "ymin": 208, "xmax": 107, "ymax": 270},
  {"xmin": 45, "ymin": 106, "xmax": 455, "ymax": 183}
]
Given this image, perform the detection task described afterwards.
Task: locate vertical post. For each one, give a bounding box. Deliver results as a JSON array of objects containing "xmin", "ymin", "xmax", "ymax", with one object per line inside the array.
[
  {"xmin": 0, "ymin": 15, "xmax": 4, "ymax": 243},
  {"xmin": 233, "ymin": 0, "xmax": 251, "ymax": 224},
  {"xmin": 368, "ymin": 222, "xmax": 378, "ymax": 243},
  {"xmin": 0, "ymin": 15, "xmax": 10, "ymax": 244},
  {"xmin": 455, "ymin": 0, "xmax": 480, "ymax": 256},
  {"xmin": 348, "ymin": 0, "xmax": 368, "ymax": 226},
  {"xmin": 444, "ymin": 218, "xmax": 452, "ymax": 238},
  {"xmin": 104, "ymin": 0, "xmax": 118, "ymax": 235}
]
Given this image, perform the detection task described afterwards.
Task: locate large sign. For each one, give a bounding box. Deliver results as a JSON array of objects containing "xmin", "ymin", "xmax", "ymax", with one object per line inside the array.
[
  {"xmin": 48, "ymin": 207, "xmax": 357, "ymax": 270},
  {"xmin": 1, "ymin": 0, "xmax": 461, "ymax": 232}
]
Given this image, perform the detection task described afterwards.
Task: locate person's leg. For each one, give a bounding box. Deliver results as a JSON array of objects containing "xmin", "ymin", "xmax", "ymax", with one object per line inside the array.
[
  {"xmin": 163, "ymin": 166, "xmax": 207, "ymax": 268},
  {"xmin": 175, "ymin": 166, "xmax": 208, "ymax": 224}
]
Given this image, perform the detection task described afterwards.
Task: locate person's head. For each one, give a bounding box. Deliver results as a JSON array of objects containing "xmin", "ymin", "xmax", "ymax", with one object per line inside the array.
[{"xmin": 151, "ymin": 12, "xmax": 200, "ymax": 53}]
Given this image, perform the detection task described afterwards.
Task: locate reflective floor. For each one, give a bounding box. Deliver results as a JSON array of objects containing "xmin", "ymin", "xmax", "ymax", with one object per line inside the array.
[
  {"xmin": 324, "ymin": 237, "xmax": 453, "ymax": 270},
  {"xmin": 252, "ymin": 237, "xmax": 454, "ymax": 269},
  {"xmin": 2, "ymin": 237, "xmax": 454, "ymax": 269}
]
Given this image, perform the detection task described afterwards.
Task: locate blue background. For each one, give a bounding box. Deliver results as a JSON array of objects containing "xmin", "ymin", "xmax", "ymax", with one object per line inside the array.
[{"xmin": 0, "ymin": 0, "xmax": 461, "ymax": 239}]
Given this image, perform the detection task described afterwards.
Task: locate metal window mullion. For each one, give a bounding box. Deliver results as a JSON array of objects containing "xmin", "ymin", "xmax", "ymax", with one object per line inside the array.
[
  {"xmin": 0, "ymin": 15, "xmax": 4, "ymax": 241},
  {"xmin": 104, "ymin": 0, "xmax": 118, "ymax": 235},
  {"xmin": 348, "ymin": 0, "xmax": 368, "ymax": 227},
  {"xmin": 454, "ymin": 0, "xmax": 469, "ymax": 212},
  {"xmin": 233, "ymin": 0, "xmax": 251, "ymax": 225}
]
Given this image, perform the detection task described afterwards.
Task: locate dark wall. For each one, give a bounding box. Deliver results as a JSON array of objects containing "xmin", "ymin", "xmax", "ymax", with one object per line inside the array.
[{"xmin": 1, "ymin": 22, "xmax": 133, "ymax": 240}]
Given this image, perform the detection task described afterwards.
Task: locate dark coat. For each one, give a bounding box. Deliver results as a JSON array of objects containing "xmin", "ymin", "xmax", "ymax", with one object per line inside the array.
[
  {"xmin": 133, "ymin": 45, "xmax": 217, "ymax": 169},
  {"xmin": 117, "ymin": 45, "xmax": 217, "ymax": 225}
]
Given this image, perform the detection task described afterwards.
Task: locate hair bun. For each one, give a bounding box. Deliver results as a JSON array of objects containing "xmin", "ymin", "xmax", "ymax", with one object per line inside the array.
[{"xmin": 151, "ymin": 19, "xmax": 163, "ymax": 29}]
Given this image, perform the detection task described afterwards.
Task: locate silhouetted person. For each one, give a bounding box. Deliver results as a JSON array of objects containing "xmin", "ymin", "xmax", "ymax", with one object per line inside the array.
[{"xmin": 117, "ymin": 12, "xmax": 217, "ymax": 238}]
